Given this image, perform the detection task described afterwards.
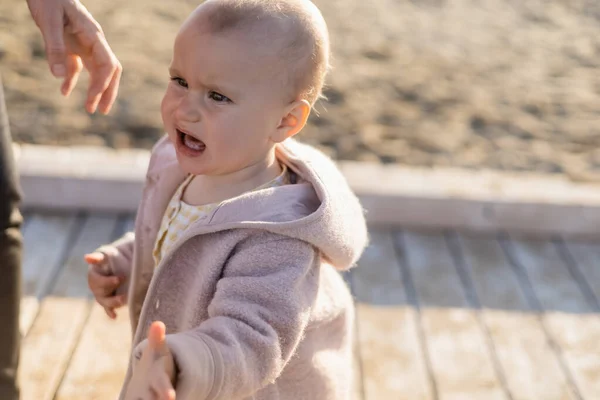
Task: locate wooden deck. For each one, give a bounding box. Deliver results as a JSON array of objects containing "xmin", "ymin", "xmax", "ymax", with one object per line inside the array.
[{"xmin": 17, "ymin": 209, "xmax": 600, "ymax": 400}]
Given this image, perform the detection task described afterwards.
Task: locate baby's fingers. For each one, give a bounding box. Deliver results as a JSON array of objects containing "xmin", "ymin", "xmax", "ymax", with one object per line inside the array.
[
  {"xmin": 103, "ymin": 306, "xmax": 117, "ymax": 320},
  {"xmin": 88, "ymin": 268, "xmax": 121, "ymax": 296},
  {"xmin": 97, "ymin": 294, "xmax": 125, "ymax": 311}
]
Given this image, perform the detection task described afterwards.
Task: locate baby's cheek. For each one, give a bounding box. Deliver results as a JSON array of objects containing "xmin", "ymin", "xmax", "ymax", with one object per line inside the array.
[
  {"xmin": 160, "ymin": 93, "xmax": 171, "ymax": 119},
  {"xmin": 161, "ymin": 85, "xmax": 181, "ymax": 113}
]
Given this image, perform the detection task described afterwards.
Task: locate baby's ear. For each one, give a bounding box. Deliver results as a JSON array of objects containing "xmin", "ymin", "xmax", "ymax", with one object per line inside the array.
[{"xmin": 272, "ymin": 100, "xmax": 311, "ymax": 143}]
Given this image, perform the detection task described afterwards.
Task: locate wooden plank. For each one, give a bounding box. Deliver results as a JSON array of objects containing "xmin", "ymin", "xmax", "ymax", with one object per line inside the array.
[
  {"xmin": 508, "ymin": 237, "xmax": 600, "ymax": 399},
  {"xmin": 20, "ymin": 212, "xmax": 78, "ymax": 336},
  {"xmin": 400, "ymin": 230, "xmax": 506, "ymax": 399},
  {"xmin": 457, "ymin": 233, "xmax": 576, "ymax": 399},
  {"xmin": 19, "ymin": 212, "xmax": 120, "ymax": 400},
  {"xmin": 53, "ymin": 213, "xmax": 127, "ymax": 399},
  {"xmin": 351, "ymin": 323, "xmax": 363, "ymax": 400},
  {"xmin": 19, "ymin": 297, "xmax": 39, "ymax": 339},
  {"xmin": 508, "ymin": 239, "xmax": 595, "ymax": 314},
  {"xmin": 54, "ymin": 213, "xmax": 134, "ymax": 399},
  {"xmin": 122, "ymin": 214, "xmax": 136, "ymax": 234},
  {"xmin": 559, "ymin": 239, "xmax": 600, "ymax": 307},
  {"xmin": 54, "ymin": 303, "xmax": 131, "ymax": 400},
  {"xmin": 353, "ymin": 230, "xmax": 409, "ymax": 306},
  {"xmin": 352, "ymin": 229, "xmax": 432, "ymax": 400},
  {"xmin": 22, "ymin": 213, "xmax": 78, "ymax": 297},
  {"xmin": 341, "ymin": 270, "xmax": 364, "ymax": 400},
  {"xmin": 51, "ymin": 213, "xmax": 120, "ymax": 298},
  {"xmin": 19, "ymin": 298, "xmax": 90, "ymax": 400}
]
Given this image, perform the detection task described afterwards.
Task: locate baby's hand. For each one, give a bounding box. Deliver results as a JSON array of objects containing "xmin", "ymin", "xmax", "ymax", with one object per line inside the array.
[
  {"xmin": 85, "ymin": 252, "xmax": 126, "ymax": 319},
  {"xmin": 125, "ymin": 321, "xmax": 177, "ymax": 400}
]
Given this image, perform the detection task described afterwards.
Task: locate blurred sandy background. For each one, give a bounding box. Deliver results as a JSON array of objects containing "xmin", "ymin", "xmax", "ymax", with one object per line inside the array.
[{"xmin": 1, "ymin": 0, "xmax": 600, "ymax": 181}]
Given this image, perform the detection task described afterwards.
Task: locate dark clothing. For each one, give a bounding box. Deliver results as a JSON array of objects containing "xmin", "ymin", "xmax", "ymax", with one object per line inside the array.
[{"xmin": 0, "ymin": 76, "xmax": 23, "ymax": 400}]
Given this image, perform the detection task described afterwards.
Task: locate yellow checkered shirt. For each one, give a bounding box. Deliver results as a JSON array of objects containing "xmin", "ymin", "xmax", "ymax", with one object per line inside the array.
[{"xmin": 153, "ymin": 166, "xmax": 290, "ymax": 266}]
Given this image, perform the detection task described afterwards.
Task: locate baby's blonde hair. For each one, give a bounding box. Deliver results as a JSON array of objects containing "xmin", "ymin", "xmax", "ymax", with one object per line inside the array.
[{"xmin": 201, "ymin": 0, "xmax": 330, "ymax": 106}]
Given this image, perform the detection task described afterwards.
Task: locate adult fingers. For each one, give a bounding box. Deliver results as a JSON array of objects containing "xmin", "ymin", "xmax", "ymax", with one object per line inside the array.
[
  {"xmin": 147, "ymin": 321, "xmax": 168, "ymax": 354},
  {"xmin": 86, "ymin": 37, "xmax": 119, "ymax": 114},
  {"xmin": 150, "ymin": 373, "xmax": 176, "ymax": 400},
  {"xmin": 61, "ymin": 53, "xmax": 83, "ymax": 96},
  {"xmin": 39, "ymin": 6, "xmax": 67, "ymax": 77},
  {"xmin": 84, "ymin": 252, "xmax": 105, "ymax": 264},
  {"xmin": 97, "ymin": 59, "xmax": 122, "ymax": 115},
  {"xmin": 60, "ymin": 1, "xmax": 120, "ymax": 113}
]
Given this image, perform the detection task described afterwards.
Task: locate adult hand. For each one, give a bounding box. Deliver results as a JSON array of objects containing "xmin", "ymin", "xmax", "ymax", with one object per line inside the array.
[
  {"xmin": 125, "ymin": 321, "xmax": 177, "ymax": 400},
  {"xmin": 27, "ymin": 0, "xmax": 122, "ymax": 114}
]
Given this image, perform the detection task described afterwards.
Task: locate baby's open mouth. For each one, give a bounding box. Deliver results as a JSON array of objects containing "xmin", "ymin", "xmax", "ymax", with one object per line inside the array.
[{"xmin": 177, "ymin": 128, "xmax": 206, "ymax": 153}]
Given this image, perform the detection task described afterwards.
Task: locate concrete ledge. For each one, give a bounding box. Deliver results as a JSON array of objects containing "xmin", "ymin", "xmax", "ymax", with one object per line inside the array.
[
  {"xmin": 15, "ymin": 143, "xmax": 600, "ymax": 237},
  {"xmin": 16, "ymin": 144, "xmax": 147, "ymax": 213},
  {"xmin": 340, "ymin": 162, "xmax": 600, "ymax": 237}
]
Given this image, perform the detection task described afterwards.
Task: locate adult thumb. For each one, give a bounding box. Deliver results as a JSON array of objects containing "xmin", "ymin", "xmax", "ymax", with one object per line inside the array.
[
  {"xmin": 148, "ymin": 321, "xmax": 169, "ymax": 354},
  {"xmin": 41, "ymin": 10, "xmax": 67, "ymax": 78},
  {"xmin": 84, "ymin": 252, "xmax": 105, "ymax": 264}
]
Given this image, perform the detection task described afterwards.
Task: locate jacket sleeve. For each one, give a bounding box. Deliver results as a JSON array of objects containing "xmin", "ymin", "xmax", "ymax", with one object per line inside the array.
[
  {"xmin": 164, "ymin": 234, "xmax": 319, "ymax": 399},
  {"xmin": 95, "ymin": 231, "xmax": 135, "ymax": 299}
]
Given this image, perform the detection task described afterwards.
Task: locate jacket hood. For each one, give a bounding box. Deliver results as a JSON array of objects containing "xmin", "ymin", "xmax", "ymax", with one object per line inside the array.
[{"xmin": 207, "ymin": 139, "xmax": 368, "ymax": 270}]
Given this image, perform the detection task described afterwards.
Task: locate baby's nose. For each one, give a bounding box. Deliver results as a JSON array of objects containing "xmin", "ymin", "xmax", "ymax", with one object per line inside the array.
[{"xmin": 176, "ymin": 95, "xmax": 201, "ymax": 122}]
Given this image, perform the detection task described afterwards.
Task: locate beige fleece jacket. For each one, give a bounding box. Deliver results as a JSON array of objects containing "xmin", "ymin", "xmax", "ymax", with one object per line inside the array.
[{"xmin": 98, "ymin": 136, "xmax": 368, "ymax": 400}]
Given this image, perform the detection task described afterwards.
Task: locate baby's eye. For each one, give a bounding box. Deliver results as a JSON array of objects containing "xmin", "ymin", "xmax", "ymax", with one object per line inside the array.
[
  {"xmin": 208, "ymin": 91, "xmax": 231, "ymax": 103},
  {"xmin": 170, "ymin": 77, "xmax": 188, "ymax": 88}
]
